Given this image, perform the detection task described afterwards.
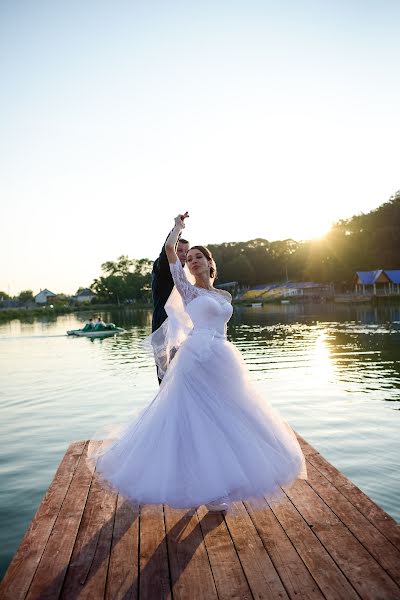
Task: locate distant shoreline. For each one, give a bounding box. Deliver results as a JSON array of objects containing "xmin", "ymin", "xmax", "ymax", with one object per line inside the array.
[
  {"xmin": 2, "ymin": 295, "xmax": 400, "ymax": 325},
  {"xmin": 0, "ymin": 303, "xmax": 153, "ymax": 324}
]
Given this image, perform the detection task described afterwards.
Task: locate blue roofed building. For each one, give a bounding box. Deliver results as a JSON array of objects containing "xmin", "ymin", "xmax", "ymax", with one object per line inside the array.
[
  {"xmin": 385, "ymin": 270, "xmax": 400, "ymax": 292},
  {"xmin": 355, "ymin": 270, "xmax": 400, "ymax": 295}
]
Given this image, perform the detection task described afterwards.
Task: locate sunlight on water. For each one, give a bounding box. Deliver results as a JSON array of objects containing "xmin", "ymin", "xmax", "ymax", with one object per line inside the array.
[{"xmin": 0, "ymin": 303, "xmax": 399, "ymax": 578}]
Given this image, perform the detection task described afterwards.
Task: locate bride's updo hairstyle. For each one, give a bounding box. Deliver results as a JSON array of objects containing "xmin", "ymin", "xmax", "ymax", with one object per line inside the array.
[{"xmin": 190, "ymin": 245, "xmax": 217, "ymax": 280}]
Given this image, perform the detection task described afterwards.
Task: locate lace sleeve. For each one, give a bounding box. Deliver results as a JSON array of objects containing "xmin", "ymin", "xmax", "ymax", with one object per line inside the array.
[{"xmin": 169, "ymin": 261, "xmax": 198, "ymax": 305}]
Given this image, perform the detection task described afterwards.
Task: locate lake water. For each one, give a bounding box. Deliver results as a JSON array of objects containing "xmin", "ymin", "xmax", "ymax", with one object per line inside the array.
[{"xmin": 1, "ymin": 302, "xmax": 400, "ymax": 579}]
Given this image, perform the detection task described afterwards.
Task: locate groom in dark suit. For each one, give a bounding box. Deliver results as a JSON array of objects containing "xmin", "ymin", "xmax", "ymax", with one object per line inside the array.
[{"xmin": 151, "ymin": 227, "xmax": 189, "ymax": 381}]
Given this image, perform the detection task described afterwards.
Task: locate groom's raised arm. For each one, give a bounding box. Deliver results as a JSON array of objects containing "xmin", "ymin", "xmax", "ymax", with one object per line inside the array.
[{"xmin": 153, "ymin": 234, "xmax": 171, "ymax": 274}]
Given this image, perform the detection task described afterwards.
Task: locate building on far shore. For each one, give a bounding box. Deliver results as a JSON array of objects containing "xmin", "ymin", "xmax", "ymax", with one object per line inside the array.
[
  {"xmin": 241, "ymin": 281, "xmax": 334, "ymax": 302},
  {"xmin": 385, "ymin": 270, "xmax": 400, "ymax": 293},
  {"xmin": 34, "ymin": 289, "xmax": 57, "ymax": 304},
  {"xmin": 355, "ymin": 270, "xmax": 400, "ymax": 295},
  {"xmin": 74, "ymin": 288, "xmax": 96, "ymax": 303}
]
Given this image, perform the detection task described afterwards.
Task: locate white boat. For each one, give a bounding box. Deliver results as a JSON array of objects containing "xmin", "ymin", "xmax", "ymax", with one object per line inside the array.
[{"xmin": 67, "ymin": 323, "xmax": 126, "ymax": 338}]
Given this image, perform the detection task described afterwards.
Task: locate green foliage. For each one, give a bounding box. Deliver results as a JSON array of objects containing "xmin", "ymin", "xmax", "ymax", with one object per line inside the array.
[
  {"xmin": 92, "ymin": 191, "xmax": 400, "ymax": 296},
  {"xmin": 101, "ymin": 255, "xmax": 136, "ymax": 277},
  {"xmin": 208, "ymin": 191, "xmax": 400, "ymax": 285},
  {"xmin": 209, "ymin": 238, "xmax": 299, "ymax": 284},
  {"xmin": 0, "ymin": 305, "xmax": 72, "ymax": 323},
  {"xmin": 309, "ymin": 190, "xmax": 400, "ymax": 282},
  {"xmin": 92, "ymin": 257, "xmax": 153, "ymax": 303},
  {"xmin": 51, "ymin": 294, "xmax": 69, "ymax": 306},
  {"xmin": 0, "ymin": 290, "xmax": 10, "ymax": 300},
  {"xmin": 18, "ymin": 290, "xmax": 34, "ymax": 303}
]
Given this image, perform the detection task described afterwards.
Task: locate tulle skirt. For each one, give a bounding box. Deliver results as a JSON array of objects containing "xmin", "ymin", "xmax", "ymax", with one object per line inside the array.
[{"xmin": 88, "ymin": 332, "xmax": 307, "ymax": 508}]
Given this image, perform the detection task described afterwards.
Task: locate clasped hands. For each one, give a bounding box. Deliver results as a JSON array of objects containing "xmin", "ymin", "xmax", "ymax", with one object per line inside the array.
[{"xmin": 174, "ymin": 211, "xmax": 189, "ymax": 229}]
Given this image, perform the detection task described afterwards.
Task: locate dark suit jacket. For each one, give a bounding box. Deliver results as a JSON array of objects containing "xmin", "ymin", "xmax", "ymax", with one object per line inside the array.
[{"xmin": 151, "ymin": 236, "xmax": 178, "ymax": 332}]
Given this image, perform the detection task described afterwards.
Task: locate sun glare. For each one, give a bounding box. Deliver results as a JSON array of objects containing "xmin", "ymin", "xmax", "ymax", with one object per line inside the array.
[
  {"xmin": 284, "ymin": 221, "xmax": 332, "ymax": 243},
  {"xmin": 311, "ymin": 332, "xmax": 334, "ymax": 384}
]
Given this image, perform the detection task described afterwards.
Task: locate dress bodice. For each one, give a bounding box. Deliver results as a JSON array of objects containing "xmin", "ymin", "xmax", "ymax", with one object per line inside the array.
[
  {"xmin": 169, "ymin": 261, "xmax": 233, "ymax": 336},
  {"xmin": 186, "ymin": 294, "xmax": 233, "ymax": 335}
]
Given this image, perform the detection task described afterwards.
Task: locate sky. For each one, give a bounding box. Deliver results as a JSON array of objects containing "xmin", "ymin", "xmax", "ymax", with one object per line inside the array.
[{"xmin": 1, "ymin": 0, "xmax": 399, "ymax": 295}]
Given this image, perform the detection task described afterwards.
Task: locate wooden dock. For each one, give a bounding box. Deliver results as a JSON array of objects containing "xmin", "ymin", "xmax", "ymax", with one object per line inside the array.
[{"xmin": 1, "ymin": 436, "xmax": 400, "ymax": 599}]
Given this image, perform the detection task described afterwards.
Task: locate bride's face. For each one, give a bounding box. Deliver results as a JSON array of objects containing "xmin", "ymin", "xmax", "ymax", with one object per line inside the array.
[{"xmin": 186, "ymin": 249, "xmax": 210, "ymax": 277}]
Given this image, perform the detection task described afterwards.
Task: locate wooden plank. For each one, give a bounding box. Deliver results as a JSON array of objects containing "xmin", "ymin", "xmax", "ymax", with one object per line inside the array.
[
  {"xmin": 0, "ymin": 441, "xmax": 86, "ymax": 600},
  {"xmin": 139, "ymin": 504, "xmax": 172, "ymax": 600},
  {"xmin": 269, "ymin": 490, "xmax": 359, "ymax": 600},
  {"xmin": 105, "ymin": 496, "xmax": 139, "ymax": 600},
  {"xmin": 25, "ymin": 442, "xmax": 95, "ymax": 600},
  {"xmin": 244, "ymin": 497, "xmax": 325, "ymax": 600},
  {"xmin": 196, "ymin": 505, "xmax": 252, "ymax": 600},
  {"xmin": 4, "ymin": 437, "xmax": 400, "ymax": 600},
  {"xmin": 284, "ymin": 479, "xmax": 400, "ymax": 600},
  {"xmin": 224, "ymin": 501, "xmax": 289, "ymax": 599},
  {"xmin": 164, "ymin": 506, "xmax": 218, "ymax": 600},
  {"xmin": 60, "ymin": 476, "xmax": 117, "ymax": 599},
  {"xmin": 306, "ymin": 461, "xmax": 400, "ymax": 587},
  {"xmin": 296, "ymin": 434, "xmax": 319, "ymax": 457},
  {"xmin": 297, "ymin": 435, "xmax": 400, "ymax": 550}
]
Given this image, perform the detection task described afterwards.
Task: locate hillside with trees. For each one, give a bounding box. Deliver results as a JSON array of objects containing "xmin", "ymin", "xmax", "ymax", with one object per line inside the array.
[
  {"xmin": 209, "ymin": 190, "xmax": 400, "ymax": 286},
  {"xmin": 3, "ymin": 192, "xmax": 398, "ymax": 308},
  {"xmin": 90, "ymin": 191, "xmax": 400, "ymax": 301}
]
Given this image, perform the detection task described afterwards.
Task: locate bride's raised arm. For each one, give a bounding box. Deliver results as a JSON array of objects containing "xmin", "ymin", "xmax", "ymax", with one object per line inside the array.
[
  {"xmin": 165, "ymin": 212, "xmax": 189, "ymax": 264},
  {"xmin": 165, "ymin": 212, "xmax": 199, "ymax": 305}
]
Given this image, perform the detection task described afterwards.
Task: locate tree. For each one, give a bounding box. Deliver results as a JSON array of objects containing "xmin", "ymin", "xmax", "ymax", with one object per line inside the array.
[
  {"xmin": 101, "ymin": 255, "xmax": 135, "ymax": 277},
  {"xmin": 18, "ymin": 290, "xmax": 34, "ymax": 303},
  {"xmin": 92, "ymin": 255, "xmax": 152, "ymax": 303},
  {"xmin": 92, "ymin": 275, "xmax": 127, "ymax": 304},
  {"xmin": 134, "ymin": 258, "xmax": 153, "ymax": 276},
  {"xmin": 222, "ymin": 255, "xmax": 256, "ymax": 286}
]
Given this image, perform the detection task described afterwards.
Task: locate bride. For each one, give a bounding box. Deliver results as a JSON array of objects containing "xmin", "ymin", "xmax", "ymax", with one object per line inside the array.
[{"xmin": 90, "ymin": 213, "xmax": 306, "ymax": 511}]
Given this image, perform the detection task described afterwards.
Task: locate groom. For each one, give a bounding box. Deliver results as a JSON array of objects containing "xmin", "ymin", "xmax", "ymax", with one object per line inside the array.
[{"xmin": 151, "ymin": 217, "xmax": 189, "ymax": 381}]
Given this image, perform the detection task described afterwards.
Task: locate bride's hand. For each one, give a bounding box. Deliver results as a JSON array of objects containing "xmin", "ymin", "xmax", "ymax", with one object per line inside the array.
[{"xmin": 174, "ymin": 212, "xmax": 189, "ymax": 229}]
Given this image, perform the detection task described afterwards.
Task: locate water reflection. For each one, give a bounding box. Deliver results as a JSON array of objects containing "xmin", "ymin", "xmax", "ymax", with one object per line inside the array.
[
  {"xmin": 0, "ymin": 301, "xmax": 399, "ymax": 581},
  {"xmin": 90, "ymin": 303, "xmax": 400, "ymax": 410}
]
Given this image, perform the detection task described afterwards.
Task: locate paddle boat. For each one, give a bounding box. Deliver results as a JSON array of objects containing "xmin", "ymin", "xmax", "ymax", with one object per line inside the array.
[{"xmin": 67, "ymin": 322, "xmax": 126, "ymax": 338}]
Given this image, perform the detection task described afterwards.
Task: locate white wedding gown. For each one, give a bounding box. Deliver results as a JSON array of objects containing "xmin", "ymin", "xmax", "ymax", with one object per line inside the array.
[{"xmin": 89, "ymin": 261, "xmax": 306, "ymax": 508}]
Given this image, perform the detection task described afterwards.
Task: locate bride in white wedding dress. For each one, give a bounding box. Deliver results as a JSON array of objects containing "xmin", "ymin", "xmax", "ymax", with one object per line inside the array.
[{"xmin": 89, "ymin": 213, "xmax": 306, "ymax": 511}]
